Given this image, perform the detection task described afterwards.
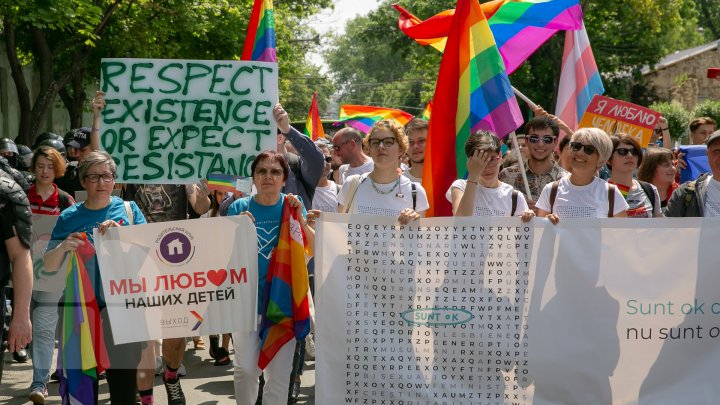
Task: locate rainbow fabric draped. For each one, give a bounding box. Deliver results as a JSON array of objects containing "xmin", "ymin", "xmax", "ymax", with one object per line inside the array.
[
  {"xmin": 304, "ymin": 92, "xmax": 325, "ymax": 141},
  {"xmin": 241, "ymin": 0, "xmax": 276, "ymax": 62},
  {"xmin": 421, "ymin": 0, "xmax": 524, "ymax": 217},
  {"xmin": 58, "ymin": 248, "xmax": 109, "ymax": 405},
  {"xmin": 394, "ymin": 0, "xmax": 583, "ymax": 74},
  {"xmin": 258, "ymin": 196, "xmax": 310, "ymax": 369},
  {"xmin": 337, "ymin": 105, "xmax": 414, "ymax": 133}
]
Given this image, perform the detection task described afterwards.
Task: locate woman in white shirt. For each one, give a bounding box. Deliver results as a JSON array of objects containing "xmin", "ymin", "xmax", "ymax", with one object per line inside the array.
[
  {"xmin": 447, "ymin": 130, "xmax": 534, "ymax": 222},
  {"xmin": 536, "ymin": 128, "xmax": 628, "ymax": 223},
  {"xmin": 338, "ymin": 119, "xmax": 428, "ymax": 223}
]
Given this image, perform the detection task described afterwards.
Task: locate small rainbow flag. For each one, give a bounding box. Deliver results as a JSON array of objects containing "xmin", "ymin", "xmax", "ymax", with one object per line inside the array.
[
  {"xmin": 58, "ymin": 249, "xmax": 109, "ymax": 405},
  {"xmin": 258, "ymin": 196, "xmax": 310, "ymax": 369},
  {"xmin": 394, "ymin": 0, "xmax": 582, "ymax": 74},
  {"xmin": 207, "ymin": 172, "xmax": 242, "ymax": 193},
  {"xmin": 421, "ymin": 101, "xmax": 433, "ymax": 121},
  {"xmin": 422, "ymin": 0, "xmax": 523, "ymax": 217},
  {"xmin": 241, "ymin": 0, "xmax": 276, "ymax": 62},
  {"xmin": 337, "ymin": 105, "xmax": 414, "ymax": 134},
  {"xmin": 304, "ymin": 92, "xmax": 325, "ymax": 141}
]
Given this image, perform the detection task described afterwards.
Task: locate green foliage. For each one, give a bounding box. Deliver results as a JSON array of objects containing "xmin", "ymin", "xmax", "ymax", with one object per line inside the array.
[
  {"xmin": 692, "ymin": 100, "xmax": 720, "ymax": 126},
  {"xmin": 649, "ymin": 101, "xmax": 691, "ymax": 141}
]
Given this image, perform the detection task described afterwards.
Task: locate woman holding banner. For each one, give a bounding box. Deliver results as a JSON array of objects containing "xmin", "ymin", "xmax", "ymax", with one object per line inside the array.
[
  {"xmin": 227, "ymin": 148, "xmax": 314, "ymax": 405},
  {"xmin": 536, "ymin": 128, "xmax": 629, "ymax": 222},
  {"xmin": 606, "ymin": 135, "xmax": 662, "ymax": 218},
  {"xmin": 43, "ymin": 151, "xmax": 147, "ymax": 404}
]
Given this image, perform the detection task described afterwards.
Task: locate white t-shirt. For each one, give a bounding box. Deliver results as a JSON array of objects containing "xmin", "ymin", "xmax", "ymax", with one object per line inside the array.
[
  {"xmin": 338, "ymin": 175, "xmax": 429, "ymax": 216},
  {"xmin": 622, "ymin": 180, "xmax": 662, "ymax": 218},
  {"xmin": 312, "ymin": 181, "xmax": 338, "ymax": 212},
  {"xmin": 704, "ymin": 175, "xmax": 720, "ymax": 217},
  {"xmin": 445, "ymin": 180, "xmax": 529, "ymax": 217},
  {"xmin": 403, "ymin": 170, "xmax": 422, "ymax": 183},
  {"xmin": 338, "ymin": 159, "xmax": 374, "ymax": 184},
  {"xmin": 536, "ymin": 177, "xmax": 629, "ymax": 218}
]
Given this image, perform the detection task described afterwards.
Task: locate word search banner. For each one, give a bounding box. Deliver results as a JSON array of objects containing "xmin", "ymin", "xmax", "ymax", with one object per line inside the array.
[
  {"xmin": 100, "ymin": 58, "xmax": 278, "ymax": 183},
  {"xmin": 95, "ymin": 216, "xmax": 258, "ymax": 344},
  {"xmin": 315, "ymin": 214, "xmax": 720, "ymax": 404}
]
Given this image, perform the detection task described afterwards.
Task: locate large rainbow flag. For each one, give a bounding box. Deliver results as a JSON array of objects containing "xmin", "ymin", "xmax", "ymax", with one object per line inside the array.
[
  {"xmin": 422, "ymin": 0, "xmax": 524, "ymax": 217},
  {"xmin": 258, "ymin": 196, "xmax": 310, "ymax": 369},
  {"xmin": 337, "ymin": 105, "xmax": 414, "ymax": 133},
  {"xmin": 241, "ymin": 0, "xmax": 276, "ymax": 62},
  {"xmin": 58, "ymin": 248, "xmax": 109, "ymax": 405},
  {"xmin": 304, "ymin": 91, "xmax": 325, "ymax": 141},
  {"xmin": 394, "ymin": 0, "xmax": 583, "ymax": 74}
]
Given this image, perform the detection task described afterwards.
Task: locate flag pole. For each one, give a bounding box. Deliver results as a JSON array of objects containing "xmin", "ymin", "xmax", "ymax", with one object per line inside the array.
[
  {"xmin": 508, "ymin": 131, "xmax": 532, "ymax": 199},
  {"xmin": 512, "ymin": 86, "xmax": 537, "ymax": 110}
]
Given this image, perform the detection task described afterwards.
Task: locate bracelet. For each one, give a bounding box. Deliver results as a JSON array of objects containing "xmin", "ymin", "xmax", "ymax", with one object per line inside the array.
[
  {"xmin": 91, "ymin": 128, "xmax": 100, "ymax": 133},
  {"xmin": 466, "ymin": 180, "xmax": 480, "ymax": 186}
]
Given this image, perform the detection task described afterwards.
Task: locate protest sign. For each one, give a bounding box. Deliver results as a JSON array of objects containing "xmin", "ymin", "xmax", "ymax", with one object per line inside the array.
[
  {"xmin": 100, "ymin": 58, "xmax": 278, "ymax": 183},
  {"xmin": 316, "ymin": 214, "xmax": 720, "ymax": 404},
  {"xmin": 95, "ymin": 216, "xmax": 258, "ymax": 344},
  {"xmin": 578, "ymin": 95, "xmax": 660, "ymax": 147},
  {"xmin": 31, "ymin": 215, "xmax": 66, "ymax": 292}
]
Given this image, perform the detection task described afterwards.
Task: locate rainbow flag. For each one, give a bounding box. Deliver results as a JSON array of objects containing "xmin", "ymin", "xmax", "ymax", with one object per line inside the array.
[
  {"xmin": 258, "ymin": 196, "xmax": 310, "ymax": 369},
  {"xmin": 555, "ymin": 23, "xmax": 604, "ymax": 131},
  {"xmin": 207, "ymin": 172, "xmax": 241, "ymax": 193},
  {"xmin": 421, "ymin": 101, "xmax": 433, "ymax": 121},
  {"xmin": 422, "ymin": 0, "xmax": 524, "ymax": 217},
  {"xmin": 394, "ymin": 0, "xmax": 582, "ymax": 74},
  {"xmin": 304, "ymin": 91, "xmax": 325, "ymax": 141},
  {"xmin": 241, "ymin": 0, "xmax": 276, "ymax": 62},
  {"xmin": 59, "ymin": 250, "xmax": 109, "ymax": 405},
  {"xmin": 337, "ymin": 105, "xmax": 414, "ymax": 133}
]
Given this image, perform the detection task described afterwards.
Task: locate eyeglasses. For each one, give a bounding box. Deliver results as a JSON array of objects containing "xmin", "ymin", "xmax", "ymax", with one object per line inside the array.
[
  {"xmin": 614, "ymin": 147, "xmax": 639, "ymax": 157},
  {"xmin": 84, "ymin": 173, "xmax": 116, "ymax": 183},
  {"xmin": 332, "ymin": 140, "xmax": 352, "ymax": 151},
  {"xmin": 368, "ymin": 137, "xmax": 397, "ymax": 149},
  {"xmin": 569, "ymin": 142, "xmax": 597, "ymax": 155},
  {"xmin": 255, "ymin": 168, "xmax": 284, "ymax": 178},
  {"xmin": 528, "ymin": 135, "xmax": 556, "ymax": 144},
  {"xmin": 324, "ymin": 156, "xmax": 333, "ymax": 163}
]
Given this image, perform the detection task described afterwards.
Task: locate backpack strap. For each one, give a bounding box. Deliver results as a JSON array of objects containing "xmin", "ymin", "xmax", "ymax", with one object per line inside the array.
[
  {"xmin": 340, "ymin": 174, "xmax": 367, "ymax": 214},
  {"xmin": 124, "ymin": 201, "xmax": 134, "ymax": 225},
  {"xmin": 511, "ymin": 189, "xmax": 518, "ymax": 216},
  {"xmin": 549, "ymin": 180, "xmax": 560, "ymax": 214},
  {"xmin": 411, "ymin": 182, "xmax": 417, "ymax": 211},
  {"xmin": 608, "ymin": 184, "xmax": 616, "ymax": 218},
  {"xmin": 637, "ymin": 180, "xmax": 657, "ymax": 213},
  {"xmin": 684, "ymin": 179, "xmax": 697, "ymax": 210}
]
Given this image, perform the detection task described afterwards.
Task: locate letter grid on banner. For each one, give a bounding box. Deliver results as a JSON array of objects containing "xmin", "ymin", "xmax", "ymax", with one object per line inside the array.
[
  {"xmin": 315, "ymin": 213, "xmax": 720, "ymax": 404},
  {"xmin": 100, "ymin": 58, "xmax": 278, "ymax": 183},
  {"xmin": 95, "ymin": 216, "xmax": 258, "ymax": 344}
]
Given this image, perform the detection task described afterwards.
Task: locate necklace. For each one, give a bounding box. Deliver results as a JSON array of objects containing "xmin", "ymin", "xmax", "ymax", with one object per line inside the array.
[{"xmin": 370, "ymin": 175, "xmax": 400, "ymax": 195}]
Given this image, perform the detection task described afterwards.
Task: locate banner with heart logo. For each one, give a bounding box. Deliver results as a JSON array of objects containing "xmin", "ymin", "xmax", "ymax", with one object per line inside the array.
[{"xmin": 95, "ymin": 216, "xmax": 258, "ymax": 344}]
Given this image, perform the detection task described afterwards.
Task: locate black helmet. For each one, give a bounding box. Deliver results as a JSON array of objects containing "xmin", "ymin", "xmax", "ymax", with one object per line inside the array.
[
  {"xmin": 63, "ymin": 130, "xmax": 76, "ymax": 146},
  {"xmin": 17, "ymin": 144, "xmax": 33, "ymax": 171},
  {"xmin": 0, "ymin": 138, "xmax": 19, "ymax": 168},
  {"xmin": 32, "ymin": 132, "xmax": 63, "ymax": 150},
  {"xmin": 37, "ymin": 138, "xmax": 67, "ymax": 158}
]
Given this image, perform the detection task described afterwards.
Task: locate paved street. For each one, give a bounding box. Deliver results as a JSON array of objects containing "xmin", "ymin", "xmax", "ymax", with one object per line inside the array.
[{"xmin": 0, "ymin": 343, "xmax": 316, "ymax": 404}]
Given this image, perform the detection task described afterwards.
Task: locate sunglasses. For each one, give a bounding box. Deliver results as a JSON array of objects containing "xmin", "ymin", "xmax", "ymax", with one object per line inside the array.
[
  {"xmin": 614, "ymin": 147, "xmax": 639, "ymax": 157},
  {"xmin": 528, "ymin": 135, "xmax": 556, "ymax": 144},
  {"xmin": 569, "ymin": 142, "xmax": 597, "ymax": 155}
]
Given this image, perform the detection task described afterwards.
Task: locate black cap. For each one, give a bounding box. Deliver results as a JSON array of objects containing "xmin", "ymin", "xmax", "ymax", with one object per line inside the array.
[
  {"xmin": 67, "ymin": 127, "xmax": 91, "ymax": 149},
  {"xmin": 707, "ymin": 130, "xmax": 720, "ymax": 148}
]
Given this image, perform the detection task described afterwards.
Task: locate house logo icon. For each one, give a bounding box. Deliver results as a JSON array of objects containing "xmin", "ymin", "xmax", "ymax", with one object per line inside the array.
[{"xmin": 156, "ymin": 229, "xmax": 195, "ymax": 266}]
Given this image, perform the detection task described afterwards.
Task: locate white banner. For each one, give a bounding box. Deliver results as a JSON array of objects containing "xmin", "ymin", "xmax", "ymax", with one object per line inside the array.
[
  {"xmin": 315, "ymin": 214, "xmax": 720, "ymax": 404},
  {"xmin": 31, "ymin": 215, "xmax": 66, "ymax": 292},
  {"xmin": 95, "ymin": 216, "xmax": 258, "ymax": 344}
]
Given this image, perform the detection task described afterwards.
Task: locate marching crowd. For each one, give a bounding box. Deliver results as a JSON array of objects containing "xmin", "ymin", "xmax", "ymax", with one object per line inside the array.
[{"xmin": 1, "ymin": 89, "xmax": 719, "ymax": 405}]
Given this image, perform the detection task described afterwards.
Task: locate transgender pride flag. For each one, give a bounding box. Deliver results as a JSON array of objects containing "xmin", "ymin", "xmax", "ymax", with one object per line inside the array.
[{"xmin": 555, "ymin": 23, "xmax": 604, "ymax": 132}]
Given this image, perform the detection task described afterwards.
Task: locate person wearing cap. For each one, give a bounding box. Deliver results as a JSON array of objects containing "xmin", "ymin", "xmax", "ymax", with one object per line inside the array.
[{"xmin": 665, "ymin": 130, "xmax": 720, "ymax": 217}]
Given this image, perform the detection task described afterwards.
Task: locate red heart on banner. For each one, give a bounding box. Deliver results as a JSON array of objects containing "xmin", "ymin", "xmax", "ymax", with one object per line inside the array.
[{"xmin": 206, "ymin": 269, "xmax": 228, "ymax": 287}]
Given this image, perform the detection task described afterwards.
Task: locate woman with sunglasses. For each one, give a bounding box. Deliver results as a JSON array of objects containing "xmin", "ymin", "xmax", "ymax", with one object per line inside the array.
[
  {"xmin": 448, "ymin": 130, "xmax": 534, "ymax": 221},
  {"xmin": 606, "ymin": 135, "xmax": 662, "ymax": 218},
  {"xmin": 338, "ymin": 120, "xmax": 428, "ymax": 223},
  {"xmin": 637, "ymin": 147, "xmax": 679, "ymax": 209},
  {"xmin": 536, "ymin": 128, "xmax": 628, "ymax": 223}
]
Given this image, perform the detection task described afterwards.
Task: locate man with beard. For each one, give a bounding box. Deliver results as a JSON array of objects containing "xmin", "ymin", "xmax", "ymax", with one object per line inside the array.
[
  {"xmin": 499, "ymin": 116, "xmax": 568, "ymax": 212},
  {"xmin": 403, "ymin": 118, "xmax": 427, "ymax": 183}
]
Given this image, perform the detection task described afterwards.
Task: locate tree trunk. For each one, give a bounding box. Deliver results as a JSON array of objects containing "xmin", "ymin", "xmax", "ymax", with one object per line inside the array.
[
  {"xmin": 59, "ymin": 68, "xmax": 87, "ymax": 129},
  {"xmin": 3, "ymin": 20, "xmax": 33, "ymax": 145}
]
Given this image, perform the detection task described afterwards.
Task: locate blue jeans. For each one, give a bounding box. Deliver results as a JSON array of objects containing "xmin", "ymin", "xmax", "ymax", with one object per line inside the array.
[{"xmin": 30, "ymin": 290, "xmax": 62, "ymax": 389}]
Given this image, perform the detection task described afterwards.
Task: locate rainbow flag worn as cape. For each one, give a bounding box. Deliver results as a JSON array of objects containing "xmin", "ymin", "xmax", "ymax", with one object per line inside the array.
[
  {"xmin": 304, "ymin": 92, "xmax": 325, "ymax": 141},
  {"xmin": 258, "ymin": 196, "xmax": 310, "ymax": 369},
  {"xmin": 421, "ymin": 0, "xmax": 524, "ymax": 217},
  {"xmin": 394, "ymin": 0, "xmax": 582, "ymax": 74},
  {"xmin": 241, "ymin": 0, "xmax": 276, "ymax": 62},
  {"xmin": 58, "ymin": 247, "xmax": 109, "ymax": 405},
  {"xmin": 337, "ymin": 105, "xmax": 414, "ymax": 134}
]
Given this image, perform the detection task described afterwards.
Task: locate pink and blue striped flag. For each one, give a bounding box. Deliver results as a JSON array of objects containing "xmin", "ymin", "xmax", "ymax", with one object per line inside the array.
[
  {"xmin": 555, "ymin": 23, "xmax": 604, "ymax": 131},
  {"xmin": 422, "ymin": 0, "xmax": 524, "ymax": 217},
  {"xmin": 241, "ymin": 0, "xmax": 276, "ymax": 62},
  {"xmin": 258, "ymin": 196, "xmax": 310, "ymax": 369},
  {"xmin": 394, "ymin": 0, "xmax": 583, "ymax": 74}
]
